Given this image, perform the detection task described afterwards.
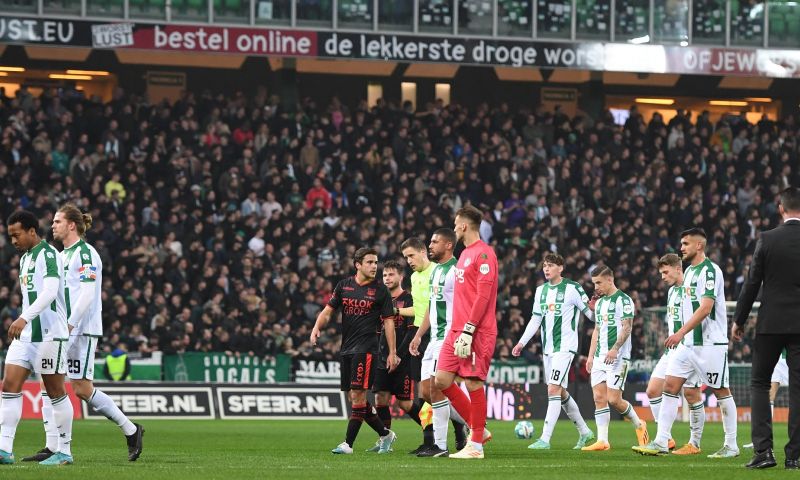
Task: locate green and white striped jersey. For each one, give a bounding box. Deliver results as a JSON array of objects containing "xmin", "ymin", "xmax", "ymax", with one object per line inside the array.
[
  {"xmin": 428, "ymin": 257, "xmax": 457, "ymax": 342},
  {"xmin": 593, "ymin": 289, "xmax": 634, "ymax": 359},
  {"xmin": 663, "ymin": 285, "xmax": 683, "ymax": 353},
  {"xmin": 18, "ymin": 239, "xmax": 68, "ymax": 342},
  {"xmin": 62, "ymin": 239, "xmax": 103, "ymax": 336},
  {"xmin": 524, "ymin": 279, "xmax": 592, "ymax": 354},
  {"xmin": 681, "ymin": 258, "xmax": 727, "ymax": 346}
]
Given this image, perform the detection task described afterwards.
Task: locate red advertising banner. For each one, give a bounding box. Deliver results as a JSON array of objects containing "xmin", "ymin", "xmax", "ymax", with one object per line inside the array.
[{"xmin": 0, "ymin": 381, "xmax": 83, "ymax": 420}]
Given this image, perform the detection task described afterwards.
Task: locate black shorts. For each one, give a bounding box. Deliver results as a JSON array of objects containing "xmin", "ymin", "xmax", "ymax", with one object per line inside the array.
[
  {"xmin": 340, "ymin": 352, "xmax": 376, "ymax": 391},
  {"xmin": 373, "ymin": 363, "xmax": 415, "ymax": 400},
  {"xmin": 408, "ymin": 335, "xmax": 429, "ymax": 381}
]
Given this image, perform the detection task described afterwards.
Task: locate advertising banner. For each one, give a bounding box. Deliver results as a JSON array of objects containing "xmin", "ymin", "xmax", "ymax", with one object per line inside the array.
[
  {"xmin": 216, "ymin": 386, "xmax": 347, "ymax": 419},
  {"xmin": 81, "ymin": 383, "xmax": 215, "ymax": 419},
  {"xmin": 2, "ymin": 15, "xmax": 800, "ymax": 77},
  {"xmin": 0, "ymin": 381, "xmax": 83, "ymax": 420},
  {"xmin": 163, "ymin": 353, "xmax": 290, "ymax": 383}
]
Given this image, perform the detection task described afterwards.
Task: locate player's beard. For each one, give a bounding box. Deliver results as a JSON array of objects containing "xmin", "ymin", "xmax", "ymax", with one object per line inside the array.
[
  {"xmin": 682, "ymin": 251, "xmax": 695, "ymax": 263},
  {"xmin": 429, "ymin": 251, "xmax": 442, "ymax": 263}
]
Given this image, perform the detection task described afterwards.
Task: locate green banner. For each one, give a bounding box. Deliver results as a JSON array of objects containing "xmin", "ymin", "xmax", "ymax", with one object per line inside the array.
[
  {"xmin": 486, "ymin": 360, "xmax": 543, "ymax": 384},
  {"xmin": 163, "ymin": 353, "xmax": 291, "ymax": 383}
]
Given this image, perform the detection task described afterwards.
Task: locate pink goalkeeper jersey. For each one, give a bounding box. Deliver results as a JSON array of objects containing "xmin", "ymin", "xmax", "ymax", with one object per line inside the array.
[{"xmin": 452, "ymin": 240, "xmax": 498, "ymax": 335}]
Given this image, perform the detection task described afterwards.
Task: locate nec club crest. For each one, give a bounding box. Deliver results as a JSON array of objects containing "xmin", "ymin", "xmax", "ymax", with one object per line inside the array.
[{"xmin": 366, "ymin": 288, "xmax": 376, "ymax": 297}]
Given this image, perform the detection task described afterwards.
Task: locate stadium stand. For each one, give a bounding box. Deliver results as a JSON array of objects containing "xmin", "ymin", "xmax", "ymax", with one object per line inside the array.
[{"xmin": 0, "ymin": 87, "xmax": 795, "ymax": 368}]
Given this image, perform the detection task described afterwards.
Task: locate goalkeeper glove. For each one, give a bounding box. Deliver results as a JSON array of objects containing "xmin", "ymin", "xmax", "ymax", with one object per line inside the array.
[{"xmin": 454, "ymin": 323, "xmax": 476, "ymax": 358}]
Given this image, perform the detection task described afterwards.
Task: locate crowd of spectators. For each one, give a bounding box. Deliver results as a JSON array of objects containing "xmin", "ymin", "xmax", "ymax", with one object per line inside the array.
[{"xmin": 0, "ymin": 84, "xmax": 795, "ymax": 369}]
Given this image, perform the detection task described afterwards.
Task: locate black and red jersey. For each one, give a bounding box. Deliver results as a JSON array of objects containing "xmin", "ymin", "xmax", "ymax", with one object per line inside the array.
[
  {"xmin": 328, "ymin": 276, "xmax": 394, "ymax": 356},
  {"xmin": 378, "ymin": 290, "xmax": 414, "ymax": 364}
]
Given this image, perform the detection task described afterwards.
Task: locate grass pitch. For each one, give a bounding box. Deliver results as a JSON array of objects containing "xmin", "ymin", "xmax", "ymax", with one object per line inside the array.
[{"xmin": 1, "ymin": 419, "xmax": 793, "ymax": 479}]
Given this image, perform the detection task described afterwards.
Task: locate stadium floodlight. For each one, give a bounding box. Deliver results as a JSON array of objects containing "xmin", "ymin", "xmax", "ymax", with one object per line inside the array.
[
  {"xmin": 709, "ymin": 100, "xmax": 748, "ymax": 106},
  {"xmin": 745, "ymin": 97, "xmax": 772, "ymax": 103},
  {"xmin": 0, "ymin": 66, "xmax": 25, "ymax": 72},
  {"xmin": 635, "ymin": 98, "xmax": 675, "ymax": 105},
  {"xmin": 49, "ymin": 74, "xmax": 92, "ymax": 80},
  {"xmin": 66, "ymin": 69, "xmax": 110, "ymax": 76}
]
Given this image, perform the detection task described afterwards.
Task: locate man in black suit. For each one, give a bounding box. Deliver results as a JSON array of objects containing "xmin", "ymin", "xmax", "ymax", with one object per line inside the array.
[{"xmin": 733, "ymin": 187, "xmax": 800, "ymax": 470}]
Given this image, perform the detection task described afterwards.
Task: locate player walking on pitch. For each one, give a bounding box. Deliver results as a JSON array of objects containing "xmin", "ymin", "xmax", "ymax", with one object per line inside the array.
[
  {"xmin": 369, "ymin": 260, "xmax": 420, "ymax": 451},
  {"xmin": 311, "ymin": 247, "xmax": 400, "ymax": 455},
  {"xmin": 633, "ymin": 228, "xmax": 739, "ymax": 458},
  {"xmin": 435, "ymin": 206, "xmax": 499, "ymax": 460},
  {"xmin": 409, "ymin": 228, "xmax": 468, "ymax": 457},
  {"xmin": 647, "ymin": 253, "xmax": 705, "ymax": 455},
  {"xmin": 512, "ymin": 252, "xmax": 595, "ymax": 450},
  {"xmin": 0, "ymin": 210, "xmax": 74, "ymax": 465},
  {"xmin": 22, "ymin": 204, "xmax": 144, "ymax": 463},
  {"xmin": 583, "ymin": 266, "xmax": 649, "ymax": 451}
]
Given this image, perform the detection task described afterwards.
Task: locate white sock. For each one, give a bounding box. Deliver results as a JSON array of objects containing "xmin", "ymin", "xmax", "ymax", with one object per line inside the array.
[
  {"xmin": 718, "ymin": 395, "xmax": 738, "ymax": 449},
  {"xmin": 562, "ymin": 394, "xmax": 591, "ymax": 435},
  {"xmin": 541, "ymin": 396, "xmax": 562, "ymax": 442},
  {"xmin": 470, "ymin": 441, "xmax": 483, "ymax": 451},
  {"xmin": 51, "ymin": 394, "xmax": 74, "ymax": 456},
  {"xmin": 595, "ymin": 407, "xmax": 610, "ymax": 443},
  {"xmin": 0, "ymin": 392, "xmax": 22, "ymax": 453},
  {"xmin": 89, "ymin": 389, "xmax": 137, "ymax": 436},
  {"xmin": 449, "ymin": 404, "xmax": 466, "ymax": 425},
  {"xmin": 620, "ymin": 401, "xmax": 643, "ymax": 428},
  {"xmin": 648, "ymin": 397, "xmax": 661, "ymax": 424},
  {"xmin": 41, "ymin": 393, "xmax": 59, "ymax": 452},
  {"xmin": 689, "ymin": 401, "xmax": 705, "ymax": 447},
  {"xmin": 431, "ymin": 400, "xmax": 450, "ymax": 450},
  {"xmin": 771, "ymin": 402, "xmax": 774, "ymax": 419},
  {"xmin": 655, "ymin": 393, "xmax": 680, "ymax": 446}
]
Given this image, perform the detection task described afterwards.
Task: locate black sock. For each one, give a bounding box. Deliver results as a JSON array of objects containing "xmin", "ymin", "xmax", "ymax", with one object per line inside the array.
[
  {"xmin": 346, "ymin": 404, "xmax": 367, "ymax": 447},
  {"xmin": 364, "ymin": 403, "xmax": 390, "ymax": 436},
  {"xmin": 376, "ymin": 405, "xmax": 392, "ymax": 430},
  {"xmin": 406, "ymin": 401, "xmax": 422, "ymax": 426},
  {"xmin": 423, "ymin": 424, "xmax": 434, "ymax": 447},
  {"xmin": 453, "ymin": 419, "xmax": 466, "ymax": 442}
]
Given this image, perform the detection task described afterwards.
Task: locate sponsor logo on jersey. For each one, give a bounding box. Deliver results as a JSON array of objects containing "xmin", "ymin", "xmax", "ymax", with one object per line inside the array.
[
  {"xmin": 479, "ymin": 264, "xmax": 490, "ymax": 275},
  {"xmin": 79, "ymin": 265, "xmax": 97, "ymax": 281},
  {"xmin": 454, "ymin": 268, "xmax": 465, "ymax": 283},
  {"xmin": 705, "ymin": 279, "xmax": 714, "ymax": 290},
  {"xmin": 367, "ymin": 288, "xmax": 376, "ymax": 297},
  {"xmin": 623, "ymin": 304, "xmax": 633, "ymax": 315}
]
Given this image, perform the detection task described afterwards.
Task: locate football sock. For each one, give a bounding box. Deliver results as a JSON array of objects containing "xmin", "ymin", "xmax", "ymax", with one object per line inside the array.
[
  {"xmin": 648, "ymin": 396, "xmax": 661, "ymax": 424},
  {"xmin": 441, "ymin": 384, "xmax": 471, "ymax": 426},
  {"xmin": 655, "ymin": 393, "xmax": 680, "ymax": 446},
  {"xmin": 561, "ymin": 394, "xmax": 591, "ymax": 436},
  {"xmin": 89, "ymin": 389, "xmax": 137, "ymax": 436},
  {"xmin": 346, "ymin": 404, "xmax": 366, "ymax": 447},
  {"xmin": 364, "ymin": 403, "xmax": 390, "ymax": 437},
  {"xmin": 406, "ymin": 401, "xmax": 423, "ymax": 426},
  {"xmin": 620, "ymin": 401, "xmax": 643, "ymax": 429},
  {"xmin": 468, "ymin": 389, "xmax": 487, "ymax": 446},
  {"xmin": 595, "ymin": 407, "xmax": 610, "ymax": 443},
  {"xmin": 432, "ymin": 399, "xmax": 450, "ymax": 450},
  {"xmin": 689, "ymin": 401, "xmax": 705, "ymax": 447},
  {"xmin": 541, "ymin": 396, "xmax": 561, "ymax": 442},
  {"xmin": 51, "ymin": 394, "xmax": 73, "ymax": 456},
  {"xmin": 718, "ymin": 395, "xmax": 738, "ymax": 449},
  {"xmin": 376, "ymin": 405, "xmax": 391, "ymax": 429},
  {"xmin": 0, "ymin": 393, "xmax": 22, "ymax": 453},
  {"xmin": 41, "ymin": 393, "xmax": 59, "ymax": 452}
]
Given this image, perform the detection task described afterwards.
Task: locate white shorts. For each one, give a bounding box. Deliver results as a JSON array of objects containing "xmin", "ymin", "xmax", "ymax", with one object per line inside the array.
[
  {"xmin": 652, "ymin": 350, "xmax": 701, "ymax": 388},
  {"xmin": 772, "ymin": 357, "xmax": 789, "ymax": 386},
  {"xmin": 5, "ymin": 339, "xmax": 67, "ymax": 375},
  {"xmin": 666, "ymin": 344, "xmax": 729, "ymax": 389},
  {"xmin": 66, "ymin": 335, "xmax": 97, "ymax": 380},
  {"xmin": 544, "ymin": 352, "xmax": 574, "ymax": 388},
  {"xmin": 421, "ymin": 340, "xmax": 443, "ymax": 380},
  {"xmin": 591, "ymin": 357, "xmax": 630, "ymax": 391}
]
